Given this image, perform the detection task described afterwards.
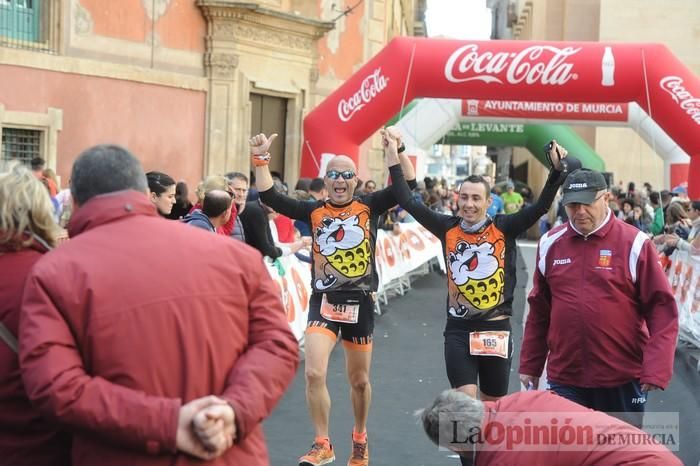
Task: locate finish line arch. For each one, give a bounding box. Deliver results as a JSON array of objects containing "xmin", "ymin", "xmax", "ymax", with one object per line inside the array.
[{"xmin": 301, "ymin": 37, "xmax": 700, "ymax": 197}]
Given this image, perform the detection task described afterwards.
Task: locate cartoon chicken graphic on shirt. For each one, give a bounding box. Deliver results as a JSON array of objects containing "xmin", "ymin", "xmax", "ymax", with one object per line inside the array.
[
  {"xmin": 448, "ymin": 240, "xmax": 505, "ymax": 317},
  {"xmin": 314, "ymin": 214, "xmax": 371, "ymax": 290}
]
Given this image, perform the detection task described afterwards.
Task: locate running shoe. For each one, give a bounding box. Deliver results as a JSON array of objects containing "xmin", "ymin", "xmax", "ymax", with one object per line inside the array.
[
  {"xmin": 299, "ymin": 441, "xmax": 335, "ymax": 466},
  {"xmin": 347, "ymin": 438, "xmax": 369, "ymax": 466}
]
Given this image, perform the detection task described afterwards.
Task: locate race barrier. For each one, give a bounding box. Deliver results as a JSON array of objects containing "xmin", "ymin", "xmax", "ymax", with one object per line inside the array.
[
  {"xmin": 266, "ymin": 222, "xmax": 444, "ymax": 343},
  {"xmin": 268, "ymin": 226, "xmax": 700, "ymax": 363},
  {"xmin": 666, "ymin": 250, "xmax": 700, "ymax": 350}
]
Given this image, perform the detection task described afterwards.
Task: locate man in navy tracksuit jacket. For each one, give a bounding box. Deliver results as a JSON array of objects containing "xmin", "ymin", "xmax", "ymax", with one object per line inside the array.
[{"xmin": 520, "ymin": 169, "xmax": 678, "ymax": 427}]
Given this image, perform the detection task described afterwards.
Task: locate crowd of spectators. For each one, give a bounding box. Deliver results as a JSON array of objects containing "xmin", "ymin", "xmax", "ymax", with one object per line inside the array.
[{"xmin": 27, "ymin": 155, "xmax": 699, "ymax": 260}]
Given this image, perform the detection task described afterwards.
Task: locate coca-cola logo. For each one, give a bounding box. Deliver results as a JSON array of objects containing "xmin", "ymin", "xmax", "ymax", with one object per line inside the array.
[
  {"xmin": 337, "ymin": 68, "xmax": 389, "ymax": 122},
  {"xmin": 445, "ymin": 44, "xmax": 581, "ymax": 85},
  {"xmin": 660, "ymin": 76, "xmax": 700, "ymax": 125}
]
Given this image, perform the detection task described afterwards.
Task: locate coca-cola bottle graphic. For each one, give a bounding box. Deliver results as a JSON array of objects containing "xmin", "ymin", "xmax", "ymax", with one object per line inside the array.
[{"xmin": 601, "ymin": 46, "xmax": 615, "ymax": 86}]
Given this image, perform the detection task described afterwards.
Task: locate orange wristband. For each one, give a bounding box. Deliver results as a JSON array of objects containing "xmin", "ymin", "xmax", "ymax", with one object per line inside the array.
[{"xmin": 251, "ymin": 152, "xmax": 271, "ymax": 167}]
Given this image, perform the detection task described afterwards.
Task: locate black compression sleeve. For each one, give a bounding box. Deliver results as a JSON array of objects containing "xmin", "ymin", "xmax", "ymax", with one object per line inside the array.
[
  {"xmin": 241, "ymin": 202, "xmax": 282, "ymax": 259},
  {"xmin": 259, "ymin": 188, "xmax": 316, "ymax": 221}
]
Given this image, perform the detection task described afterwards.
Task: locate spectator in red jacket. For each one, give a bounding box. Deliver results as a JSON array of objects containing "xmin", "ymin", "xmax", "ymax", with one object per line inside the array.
[
  {"xmin": 19, "ymin": 145, "xmax": 299, "ymax": 466},
  {"xmin": 520, "ymin": 169, "xmax": 678, "ymax": 428},
  {"xmin": 420, "ymin": 389, "xmax": 681, "ymax": 466},
  {"xmin": 0, "ymin": 161, "xmax": 70, "ymax": 466}
]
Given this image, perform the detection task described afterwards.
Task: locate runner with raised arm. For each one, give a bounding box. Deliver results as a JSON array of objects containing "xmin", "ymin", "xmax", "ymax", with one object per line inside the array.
[
  {"xmin": 252, "ymin": 132, "xmax": 416, "ymax": 466},
  {"xmin": 384, "ymin": 127, "xmax": 576, "ymax": 408}
]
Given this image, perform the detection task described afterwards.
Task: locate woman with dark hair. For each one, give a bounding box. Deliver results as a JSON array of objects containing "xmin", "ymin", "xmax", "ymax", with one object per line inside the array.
[
  {"xmin": 145, "ymin": 171, "xmax": 176, "ymax": 217},
  {"xmin": 0, "ymin": 161, "xmax": 71, "ymax": 465},
  {"xmin": 619, "ymin": 198, "xmax": 635, "ymax": 222},
  {"xmin": 665, "ymin": 202, "xmax": 691, "ymax": 234},
  {"xmin": 167, "ymin": 181, "xmax": 193, "ymax": 220},
  {"xmin": 654, "ymin": 201, "xmax": 691, "ymax": 257},
  {"xmin": 669, "ymin": 200, "xmax": 700, "ymax": 253}
]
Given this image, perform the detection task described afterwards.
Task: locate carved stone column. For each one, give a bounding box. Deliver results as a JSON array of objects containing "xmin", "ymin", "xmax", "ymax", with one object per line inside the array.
[{"xmin": 197, "ymin": 1, "xmax": 333, "ymax": 178}]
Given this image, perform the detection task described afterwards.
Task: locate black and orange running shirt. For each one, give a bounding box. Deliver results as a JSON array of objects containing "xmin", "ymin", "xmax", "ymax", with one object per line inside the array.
[
  {"xmin": 259, "ymin": 168, "xmax": 416, "ymax": 294},
  {"xmin": 391, "ymin": 166, "xmax": 567, "ymax": 322}
]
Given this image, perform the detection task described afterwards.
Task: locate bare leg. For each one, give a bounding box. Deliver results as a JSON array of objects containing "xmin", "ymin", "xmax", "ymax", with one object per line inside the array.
[
  {"xmin": 344, "ymin": 343, "xmax": 372, "ymax": 433},
  {"xmin": 304, "ymin": 331, "xmax": 337, "ymax": 437},
  {"xmin": 456, "ymin": 384, "xmax": 478, "ymax": 399}
]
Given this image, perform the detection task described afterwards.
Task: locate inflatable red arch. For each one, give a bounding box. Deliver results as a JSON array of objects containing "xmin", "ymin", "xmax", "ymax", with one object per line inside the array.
[{"xmin": 301, "ymin": 37, "xmax": 700, "ymax": 197}]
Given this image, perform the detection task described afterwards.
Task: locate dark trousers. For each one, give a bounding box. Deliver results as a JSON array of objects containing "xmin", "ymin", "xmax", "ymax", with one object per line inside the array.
[{"xmin": 548, "ymin": 380, "xmax": 647, "ymax": 428}]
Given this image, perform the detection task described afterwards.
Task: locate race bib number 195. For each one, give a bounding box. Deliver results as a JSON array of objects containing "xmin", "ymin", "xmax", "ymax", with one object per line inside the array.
[{"xmin": 469, "ymin": 330, "xmax": 509, "ymax": 358}]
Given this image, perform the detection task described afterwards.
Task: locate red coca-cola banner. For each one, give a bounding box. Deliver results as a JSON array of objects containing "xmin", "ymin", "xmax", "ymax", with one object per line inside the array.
[
  {"xmin": 460, "ymin": 99, "xmax": 629, "ymax": 122},
  {"xmin": 301, "ymin": 38, "xmax": 700, "ymax": 197}
]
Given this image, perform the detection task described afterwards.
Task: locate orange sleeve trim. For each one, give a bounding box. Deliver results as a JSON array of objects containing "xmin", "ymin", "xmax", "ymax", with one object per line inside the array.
[
  {"xmin": 306, "ymin": 326, "xmax": 338, "ymax": 341},
  {"xmin": 342, "ymin": 340, "xmax": 373, "ymax": 352}
]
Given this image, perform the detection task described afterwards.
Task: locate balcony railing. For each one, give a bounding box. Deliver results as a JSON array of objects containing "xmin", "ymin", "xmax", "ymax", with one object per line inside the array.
[{"xmin": 0, "ymin": 0, "xmax": 59, "ymax": 54}]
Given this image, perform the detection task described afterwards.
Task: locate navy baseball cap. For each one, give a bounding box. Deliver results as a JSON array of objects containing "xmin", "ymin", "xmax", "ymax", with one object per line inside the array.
[{"xmin": 562, "ymin": 169, "xmax": 608, "ymax": 205}]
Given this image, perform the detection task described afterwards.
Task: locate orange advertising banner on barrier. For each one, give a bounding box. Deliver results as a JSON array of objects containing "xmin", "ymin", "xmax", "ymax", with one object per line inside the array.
[{"xmin": 267, "ymin": 223, "xmax": 444, "ymax": 343}]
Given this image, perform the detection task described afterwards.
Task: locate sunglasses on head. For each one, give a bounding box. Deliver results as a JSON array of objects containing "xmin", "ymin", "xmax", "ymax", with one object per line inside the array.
[{"xmin": 325, "ymin": 170, "xmax": 355, "ymax": 180}]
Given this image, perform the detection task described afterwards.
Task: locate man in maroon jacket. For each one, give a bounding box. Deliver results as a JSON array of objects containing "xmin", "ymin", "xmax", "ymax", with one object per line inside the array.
[
  {"xmin": 421, "ymin": 389, "xmax": 681, "ymax": 465},
  {"xmin": 519, "ymin": 169, "xmax": 678, "ymax": 427},
  {"xmin": 19, "ymin": 145, "xmax": 299, "ymax": 466}
]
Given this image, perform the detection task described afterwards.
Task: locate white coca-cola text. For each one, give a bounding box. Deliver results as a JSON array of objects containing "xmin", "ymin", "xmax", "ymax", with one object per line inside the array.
[
  {"xmin": 660, "ymin": 76, "xmax": 700, "ymax": 125},
  {"xmin": 337, "ymin": 68, "xmax": 389, "ymax": 122},
  {"xmin": 444, "ymin": 44, "xmax": 581, "ymax": 86}
]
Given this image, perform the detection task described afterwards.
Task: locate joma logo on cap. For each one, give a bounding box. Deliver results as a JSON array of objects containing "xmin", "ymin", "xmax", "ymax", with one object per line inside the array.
[{"xmin": 569, "ymin": 183, "xmax": 588, "ymax": 189}]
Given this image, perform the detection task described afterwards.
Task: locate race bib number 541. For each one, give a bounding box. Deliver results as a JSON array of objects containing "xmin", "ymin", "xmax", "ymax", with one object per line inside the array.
[
  {"xmin": 469, "ymin": 331, "xmax": 510, "ymax": 358},
  {"xmin": 320, "ymin": 294, "xmax": 359, "ymax": 324}
]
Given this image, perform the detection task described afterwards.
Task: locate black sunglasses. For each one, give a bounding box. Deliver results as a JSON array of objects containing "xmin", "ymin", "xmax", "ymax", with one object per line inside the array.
[{"xmin": 326, "ymin": 170, "xmax": 355, "ymax": 180}]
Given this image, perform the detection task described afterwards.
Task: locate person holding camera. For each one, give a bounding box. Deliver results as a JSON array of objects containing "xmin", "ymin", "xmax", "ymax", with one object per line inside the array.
[{"xmin": 385, "ymin": 131, "xmax": 574, "ymax": 465}]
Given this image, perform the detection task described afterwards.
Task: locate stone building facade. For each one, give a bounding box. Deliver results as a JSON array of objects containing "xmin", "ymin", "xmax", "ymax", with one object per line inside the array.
[{"xmin": 0, "ymin": 0, "xmax": 426, "ymax": 190}]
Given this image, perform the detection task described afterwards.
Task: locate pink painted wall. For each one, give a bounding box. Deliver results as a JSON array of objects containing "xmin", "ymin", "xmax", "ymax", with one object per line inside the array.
[
  {"xmin": 80, "ymin": 0, "xmax": 206, "ymax": 52},
  {"xmin": 0, "ymin": 65, "xmax": 205, "ymax": 192},
  {"xmin": 317, "ymin": 1, "xmax": 365, "ymax": 80}
]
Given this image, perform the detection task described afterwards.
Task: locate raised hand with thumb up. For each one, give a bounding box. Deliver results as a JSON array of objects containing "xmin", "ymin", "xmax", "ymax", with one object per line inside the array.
[{"xmin": 249, "ymin": 133, "xmax": 278, "ymax": 166}]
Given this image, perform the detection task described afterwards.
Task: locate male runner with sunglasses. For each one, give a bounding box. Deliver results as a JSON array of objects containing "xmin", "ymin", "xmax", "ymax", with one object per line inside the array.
[
  {"xmin": 251, "ymin": 131, "xmax": 416, "ymax": 466},
  {"xmin": 382, "ymin": 129, "xmax": 576, "ymax": 466}
]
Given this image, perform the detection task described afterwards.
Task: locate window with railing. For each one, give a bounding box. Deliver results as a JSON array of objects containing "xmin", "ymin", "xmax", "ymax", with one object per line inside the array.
[
  {"xmin": 0, "ymin": 0, "xmax": 59, "ymax": 53},
  {"xmin": 1, "ymin": 127, "xmax": 43, "ymax": 166}
]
